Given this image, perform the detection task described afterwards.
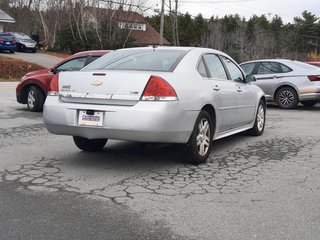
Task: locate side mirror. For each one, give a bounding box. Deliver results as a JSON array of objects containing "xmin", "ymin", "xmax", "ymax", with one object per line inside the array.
[
  {"xmin": 50, "ymin": 67, "xmax": 58, "ymax": 74},
  {"xmin": 246, "ymin": 75, "xmax": 256, "ymax": 83}
]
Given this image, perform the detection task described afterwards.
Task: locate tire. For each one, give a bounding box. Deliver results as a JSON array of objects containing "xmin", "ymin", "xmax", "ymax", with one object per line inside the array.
[
  {"xmin": 32, "ymin": 49, "xmax": 37, "ymax": 53},
  {"xmin": 301, "ymin": 100, "xmax": 318, "ymax": 107},
  {"xmin": 27, "ymin": 86, "xmax": 45, "ymax": 112},
  {"xmin": 275, "ymin": 87, "xmax": 299, "ymax": 109},
  {"xmin": 9, "ymin": 50, "xmax": 15, "ymax": 54},
  {"xmin": 73, "ymin": 136, "xmax": 108, "ymax": 152},
  {"xmin": 247, "ymin": 100, "xmax": 266, "ymax": 136},
  {"xmin": 185, "ymin": 110, "xmax": 213, "ymax": 164}
]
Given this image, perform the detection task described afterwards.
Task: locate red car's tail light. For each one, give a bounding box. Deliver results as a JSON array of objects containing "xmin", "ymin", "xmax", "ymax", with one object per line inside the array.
[
  {"xmin": 49, "ymin": 74, "xmax": 59, "ymax": 96},
  {"xmin": 308, "ymin": 75, "xmax": 320, "ymax": 81},
  {"xmin": 141, "ymin": 75, "xmax": 178, "ymax": 101}
]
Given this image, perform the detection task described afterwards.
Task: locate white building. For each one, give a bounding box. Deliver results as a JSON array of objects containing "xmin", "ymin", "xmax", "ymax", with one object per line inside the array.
[{"xmin": 0, "ymin": 9, "xmax": 15, "ymax": 32}]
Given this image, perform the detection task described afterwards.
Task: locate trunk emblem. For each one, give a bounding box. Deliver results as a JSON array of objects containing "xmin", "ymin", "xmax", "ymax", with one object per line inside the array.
[{"xmin": 91, "ymin": 80, "xmax": 103, "ymax": 86}]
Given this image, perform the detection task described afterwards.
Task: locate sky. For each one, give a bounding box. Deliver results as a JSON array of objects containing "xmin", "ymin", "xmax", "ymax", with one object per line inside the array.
[{"xmin": 146, "ymin": 0, "xmax": 320, "ymax": 23}]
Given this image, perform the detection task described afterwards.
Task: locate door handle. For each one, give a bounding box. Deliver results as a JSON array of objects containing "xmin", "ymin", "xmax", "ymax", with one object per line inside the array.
[
  {"xmin": 237, "ymin": 87, "xmax": 242, "ymax": 92},
  {"xmin": 213, "ymin": 85, "xmax": 220, "ymax": 91}
]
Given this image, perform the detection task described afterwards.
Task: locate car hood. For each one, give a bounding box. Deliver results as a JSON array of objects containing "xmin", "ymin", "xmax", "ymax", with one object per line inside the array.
[{"xmin": 24, "ymin": 68, "xmax": 49, "ymax": 77}]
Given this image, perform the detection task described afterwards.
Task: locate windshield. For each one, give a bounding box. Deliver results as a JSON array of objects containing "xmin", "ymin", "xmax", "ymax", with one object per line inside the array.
[
  {"xmin": 11, "ymin": 32, "xmax": 32, "ymax": 40},
  {"xmin": 83, "ymin": 49, "xmax": 188, "ymax": 72}
]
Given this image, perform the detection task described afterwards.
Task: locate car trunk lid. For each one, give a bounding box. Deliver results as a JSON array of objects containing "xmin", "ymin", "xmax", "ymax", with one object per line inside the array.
[{"xmin": 58, "ymin": 70, "xmax": 152, "ymax": 106}]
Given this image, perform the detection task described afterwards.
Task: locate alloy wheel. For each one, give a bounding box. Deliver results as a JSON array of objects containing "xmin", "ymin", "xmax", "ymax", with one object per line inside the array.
[
  {"xmin": 27, "ymin": 90, "xmax": 36, "ymax": 109},
  {"xmin": 196, "ymin": 118, "xmax": 211, "ymax": 156},
  {"xmin": 256, "ymin": 104, "xmax": 265, "ymax": 132},
  {"xmin": 278, "ymin": 90, "xmax": 295, "ymax": 108}
]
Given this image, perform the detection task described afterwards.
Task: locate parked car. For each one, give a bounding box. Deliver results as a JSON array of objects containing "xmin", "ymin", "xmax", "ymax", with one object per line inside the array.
[
  {"xmin": 16, "ymin": 50, "xmax": 109, "ymax": 112},
  {"xmin": 44, "ymin": 46, "xmax": 266, "ymax": 164},
  {"xmin": 240, "ymin": 59, "xmax": 320, "ymax": 109},
  {"xmin": 0, "ymin": 32, "xmax": 16, "ymax": 53},
  {"xmin": 8, "ymin": 32, "xmax": 37, "ymax": 52},
  {"xmin": 306, "ymin": 61, "xmax": 320, "ymax": 68}
]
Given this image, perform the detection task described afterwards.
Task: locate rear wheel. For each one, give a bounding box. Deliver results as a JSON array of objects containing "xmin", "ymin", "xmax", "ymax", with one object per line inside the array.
[
  {"xmin": 73, "ymin": 136, "xmax": 107, "ymax": 152},
  {"xmin": 247, "ymin": 100, "xmax": 266, "ymax": 136},
  {"xmin": 275, "ymin": 86, "xmax": 299, "ymax": 109},
  {"xmin": 301, "ymin": 100, "xmax": 318, "ymax": 107},
  {"xmin": 27, "ymin": 86, "xmax": 44, "ymax": 112},
  {"xmin": 185, "ymin": 110, "xmax": 213, "ymax": 165},
  {"xmin": 9, "ymin": 50, "xmax": 15, "ymax": 54}
]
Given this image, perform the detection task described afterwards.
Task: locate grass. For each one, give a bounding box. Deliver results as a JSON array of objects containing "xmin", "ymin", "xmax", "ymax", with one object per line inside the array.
[{"xmin": 0, "ymin": 56, "xmax": 44, "ymax": 82}]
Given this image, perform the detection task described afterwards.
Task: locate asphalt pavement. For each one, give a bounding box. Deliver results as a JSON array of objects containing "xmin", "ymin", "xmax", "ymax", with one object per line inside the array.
[{"xmin": 1, "ymin": 82, "xmax": 320, "ymax": 240}]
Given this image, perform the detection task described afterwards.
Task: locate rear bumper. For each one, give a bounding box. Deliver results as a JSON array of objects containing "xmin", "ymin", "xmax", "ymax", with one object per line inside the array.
[
  {"xmin": 299, "ymin": 93, "xmax": 320, "ymax": 101},
  {"xmin": 44, "ymin": 96, "xmax": 198, "ymax": 143},
  {"xmin": 0, "ymin": 45, "xmax": 16, "ymax": 51}
]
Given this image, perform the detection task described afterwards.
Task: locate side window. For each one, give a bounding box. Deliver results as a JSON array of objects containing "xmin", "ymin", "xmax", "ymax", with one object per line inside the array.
[
  {"xmin": 280, "ymin": 63, "xmax": 292, "ymax": 73},
  {"xmin": 86, "ymin": 55, "xmax": 102, "ymax": 66},
  {"xmin": 56, "ymin": 57, "xmax": 87, "ymax": 72},
  {"xmin": 240, "ymin": 63, "xmax": 256, "ymax": 75},
  {"xmin": 257, "ymin": 62, "xmax": 282, "ymax": 74},
  {"xmin": 221, "ymin": 56, "xmax": 244, "ymax": 82},
  {"xmin": 197, "ymin": 58, "xmax": 208, "ymax": 77},
  {"xmin": 203, "ymin": 54, "xmax": 227, "ymax": 80}
]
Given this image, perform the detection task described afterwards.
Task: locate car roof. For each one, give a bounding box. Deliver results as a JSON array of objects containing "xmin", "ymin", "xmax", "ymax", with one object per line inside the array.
[{"xmin": 71, "ymin": 50, "xmax": 110, "ymax": 57}]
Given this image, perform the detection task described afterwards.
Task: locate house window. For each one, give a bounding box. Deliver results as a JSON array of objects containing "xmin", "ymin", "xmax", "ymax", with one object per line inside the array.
[{"xmin": 118, "ymin": 22, "xmax": 146, "ymax": 31}]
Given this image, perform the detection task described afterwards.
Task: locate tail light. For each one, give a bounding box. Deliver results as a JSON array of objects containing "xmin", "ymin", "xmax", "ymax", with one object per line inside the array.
[
  {"xmin": 0, "ymin": 40, "xmax": 3, "ymax": 44},
  {"xmin": 308, "ymin": 75, "xmax": 320, "ymax": 81},
  {"xmin": 12, "ymin": 40, "xmax": 17, "ymax": 44},
  {"xmin": 48, "ymin": 74, "xmax": 59, "ymax": 96},
  {"xmin": 141, "ymin": 75, "xmax": 178, "ymax": 101}
]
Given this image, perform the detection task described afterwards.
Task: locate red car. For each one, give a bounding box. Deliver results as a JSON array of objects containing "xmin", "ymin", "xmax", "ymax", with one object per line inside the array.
[
  {"xmin": 16, "ymin": 50, "xmax": 109, "ymax": 112},
  {"xmin": 306, "ymin": 61, "xmax": 320, "ymax": 68}
]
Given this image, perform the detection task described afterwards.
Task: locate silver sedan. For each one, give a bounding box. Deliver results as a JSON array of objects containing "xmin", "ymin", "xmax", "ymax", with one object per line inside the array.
[
  {"xmin": 44, "ymin": 47, "xmax": 266, "ymax": 164},
  {"xmin": 240, "ymin": 59, "xmax": 320, "ymax": 109}
]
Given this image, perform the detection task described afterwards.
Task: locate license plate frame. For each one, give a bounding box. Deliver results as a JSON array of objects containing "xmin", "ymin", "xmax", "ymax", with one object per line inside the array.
[{"xmin": 78, "ymin": 110, "xmax": 103, "ymax": 127}]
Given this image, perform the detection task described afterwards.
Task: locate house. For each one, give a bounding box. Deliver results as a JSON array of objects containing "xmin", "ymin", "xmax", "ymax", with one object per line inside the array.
[
  {"xmin": 86, "ymin": 7, "xmax": 170, "ymax": 46},
  {"xmin": 0, "ymin": 9, "xmax": 15, "ymax": 32},
  {"xmin": 111, "ymin": 10, "xmax": 170, "ymax": 46}
]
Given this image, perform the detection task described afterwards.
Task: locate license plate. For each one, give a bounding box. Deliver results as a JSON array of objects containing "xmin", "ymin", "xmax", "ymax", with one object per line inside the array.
[
  {"xmin": 5, "ymin": 42, "xmax": 10, "ymax": 45},
  {"xmin": 78, "ymin": 110, "xmax": 103, "ymax": 127}
]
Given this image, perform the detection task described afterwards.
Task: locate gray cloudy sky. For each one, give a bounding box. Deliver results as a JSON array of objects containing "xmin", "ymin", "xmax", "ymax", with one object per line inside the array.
[{"xmin": 147, "ymin": 0, "xmax": 320, "ymax": 23}]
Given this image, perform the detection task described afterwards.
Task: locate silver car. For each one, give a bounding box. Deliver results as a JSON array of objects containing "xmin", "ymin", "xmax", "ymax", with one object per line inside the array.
[
  {"xmin": 240, "ymin": 59, "xmax": 320, "ymax": 109},
  {"xmin": 44, "ymin": 47, "xmax": 266, "ymax": 164}
]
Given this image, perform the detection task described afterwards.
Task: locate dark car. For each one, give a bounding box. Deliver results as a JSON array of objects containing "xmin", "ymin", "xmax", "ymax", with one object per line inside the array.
[
  {"xmin": 0, "ymin": 32, "xmax": 16, "ymax": 53},
  {"xmin": 8, "ymin": 32, "xmax": 37, "ymax": 52},
  {"xmin": 16, "ymin": 50, "xmax": 109, "ymax": 112}
]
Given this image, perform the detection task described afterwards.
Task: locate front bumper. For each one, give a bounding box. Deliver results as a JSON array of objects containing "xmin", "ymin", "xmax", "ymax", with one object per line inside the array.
[{"xmin": 44, "ymin": 96, "xmax": 199, "ymax": 143}]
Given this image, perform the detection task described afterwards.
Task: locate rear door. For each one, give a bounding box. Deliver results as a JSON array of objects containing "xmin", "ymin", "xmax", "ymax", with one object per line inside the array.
[
  {"xmin": 253, "ymin": 61, "xmax": 283, "ymax": 98},
  {"xmin": 201, "ymin": 54, "xmax": 238, "ymax": 132}
]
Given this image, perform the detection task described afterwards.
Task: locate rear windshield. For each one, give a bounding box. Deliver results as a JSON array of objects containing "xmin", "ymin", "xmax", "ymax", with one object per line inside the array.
[
  {"xmin": 290, "ymin": 61, "xmax": 319, "ymax": 70},
  {"xmin": 0, "ymin": 33, "xmax": 13, "ymax": 40},
  {"xmin": 10, "ymin": 32, "xmax": 31, "ymax": 40},
  {"xmin": 83, "ymin": 49, "xmax": 188, "ymax": 72}
]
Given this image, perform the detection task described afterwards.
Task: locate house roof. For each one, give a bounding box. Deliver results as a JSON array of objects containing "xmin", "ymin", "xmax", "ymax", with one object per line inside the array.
[
  {"xmin": 86, "ymin": 7, "xmax": 170, "ymax": 46},
  {"xmin": 0, "ymin": 9, "xmax": 15, "ymax": 23}
]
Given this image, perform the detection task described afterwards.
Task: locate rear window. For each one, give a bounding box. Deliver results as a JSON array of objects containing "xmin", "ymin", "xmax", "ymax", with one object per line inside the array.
[
  {"xmin": 83, "ymin": 49, "xmax": 187, "ymax": 72},
  {"xmin": 0, "ymin": 33, "xmax": 13, "ymax": 40}
]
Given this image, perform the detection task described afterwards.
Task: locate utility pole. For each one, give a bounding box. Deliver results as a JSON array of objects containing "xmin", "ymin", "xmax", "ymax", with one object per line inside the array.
[{"xmin": 159, "ymin": 0, "xmax": 165, "ymax": 45}]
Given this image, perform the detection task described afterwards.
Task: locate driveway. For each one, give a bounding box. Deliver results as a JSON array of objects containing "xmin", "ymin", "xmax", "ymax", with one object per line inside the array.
[
  {"xmin": 1, "ymin": 82, "xmax": 320, "ymax": 239},
  {"xmin": 0, "ymin": 52, "xmax": 63, "ymax": 68}
]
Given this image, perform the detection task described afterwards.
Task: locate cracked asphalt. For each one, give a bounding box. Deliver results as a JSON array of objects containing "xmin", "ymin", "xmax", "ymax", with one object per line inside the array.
[{"xmin": 1, "ymin": 82, "xmax": 320, "ymax": 240}]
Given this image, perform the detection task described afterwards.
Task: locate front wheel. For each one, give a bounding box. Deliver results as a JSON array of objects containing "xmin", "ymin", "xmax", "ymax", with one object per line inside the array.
[
  {"xmin": 73, "ymin": 136, "xmax": 107, "ymax": 152},
  {"xmin": 247, "ymin": 100, "xmax": 266, "ymax": 136},
  {"xmin": 301, "ymin": 100, "xmax": 318, "ymax": 107},
  {"xmin": 27, "ymin": 86, "xmax": 44, "ymax": 112},
  {"xmin": 185, "ymin": 110, "xmax": 213, "ymax": 165}
]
